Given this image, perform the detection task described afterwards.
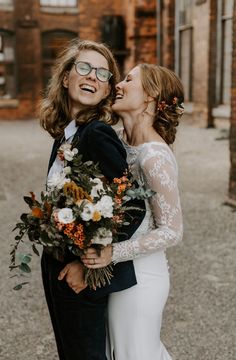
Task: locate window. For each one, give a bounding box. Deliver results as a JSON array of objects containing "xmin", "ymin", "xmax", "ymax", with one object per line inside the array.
[
  {"xmin": 42, "ymin": 31, "xmax": 77, "ymax": 88},
  {"xmin": 175, "ymin": 0, "xmax": 194, "ymax": 102},
  {"xmin": 40, "ymin": 0, "xmax": 77, "ymax": 6},
  {"xmin": 179, "ymin": 0, "xmax": 194, "ymax": 25},
  {"xmin": 0, "ymin": 0, "xmax": 13, "ymax": 10},
  {"xmin": 0, "ymin": 0, "xmax": 13, "ymax": 5},
  {"xmin": 0, "ymin": 31, "xmax": 16, "ymax": 99},
  {"xmin": 216, "ymin": 0, "xmax": 233, "ymax": 105}
]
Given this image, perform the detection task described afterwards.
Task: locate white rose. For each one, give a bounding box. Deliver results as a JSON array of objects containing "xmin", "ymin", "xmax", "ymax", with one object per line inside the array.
[
  {"xmin": 80, "ymin": 200, "xmax": 95, "ymax": 221},
  {"xmin": 64, "ymin": 147, "xmax": 78, "ymax": 161},
  {"xmin": 90, "ymin": 178, "xmax": 105, "ymax": 198},
  {"xmin": 95, "ymin": 195, "xmax": 114, "ymax": 218},
  {"xmin": 60, "ymin": 143, "xmax": 71, "ymax": 151},
  {"xmin": 47, "ymin": 172, "xmax": 70, "ymax": 189},
  {"xmin": 91, "ymin": 228, "xmax": 113, "ymax": 246},
  {"xmin": 57, "ymin": 208, "xmax": 75, "ymax": 224}
]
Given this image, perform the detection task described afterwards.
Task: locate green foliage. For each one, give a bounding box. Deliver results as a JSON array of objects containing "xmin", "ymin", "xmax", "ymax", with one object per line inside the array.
[
  {"xmin": 19, "ymin": 263, "xmax": 31, "ymax": 273},
  {"xmin": 10, "ymin": 144, "xmax": 153, "ymax": 291}
]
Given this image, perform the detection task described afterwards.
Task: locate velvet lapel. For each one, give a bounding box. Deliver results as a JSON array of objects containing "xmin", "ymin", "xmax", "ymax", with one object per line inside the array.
[
  {"xmin": 71, "ymin": 123, "xmax": 87, "ymax": 148},
  {"xmin": 47, "ymin": 139, "xmax": 61, "ymax": 174}
]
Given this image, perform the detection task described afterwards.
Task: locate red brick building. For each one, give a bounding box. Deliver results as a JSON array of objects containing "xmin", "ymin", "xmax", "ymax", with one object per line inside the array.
[
  {"xmin": 0, "ymin": 0, "xmax": 235, "ymax": 201},
  {"xmin": 158, "ymin": 0, "xmax": 233, "ymax": 128},
  {"xmin": 157, "ymin": 0, "xmax": 235, "ymax": 202},
  {"xmin": 0, "ymin": 0, "xmax": 157, "ymax": 120}
]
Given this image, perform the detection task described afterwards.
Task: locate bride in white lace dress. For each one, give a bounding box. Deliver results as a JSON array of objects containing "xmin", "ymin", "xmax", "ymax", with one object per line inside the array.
[{"xmin": 83, "ymin": 63, "xmax": 184, "ymax": 360}]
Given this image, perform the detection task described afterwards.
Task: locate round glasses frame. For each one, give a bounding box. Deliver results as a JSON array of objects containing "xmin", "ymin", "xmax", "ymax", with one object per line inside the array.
[{"xmin": 74, "ymin": 61, "xmax": 113, "ymax": 82}]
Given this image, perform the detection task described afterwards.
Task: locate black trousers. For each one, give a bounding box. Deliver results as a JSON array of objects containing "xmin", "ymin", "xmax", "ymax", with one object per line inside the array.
[{"xmin": 41, "ymin": 251, "xmax": 108, "ymax": 360}]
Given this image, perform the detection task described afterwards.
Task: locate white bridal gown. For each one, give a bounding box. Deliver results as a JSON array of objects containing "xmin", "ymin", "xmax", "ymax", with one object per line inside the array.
[{"xmin": 106, "ymin": 137, "xmax": 183, "ymax": 360}]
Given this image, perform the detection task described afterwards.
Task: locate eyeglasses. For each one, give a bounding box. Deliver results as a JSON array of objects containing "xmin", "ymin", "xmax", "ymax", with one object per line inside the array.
[{"xmin": 74, "ymin": 61, "xmax": 113, "ymax": 82}]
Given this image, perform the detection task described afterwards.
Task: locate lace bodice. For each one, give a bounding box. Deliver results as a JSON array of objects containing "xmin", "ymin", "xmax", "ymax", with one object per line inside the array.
[{"xmin": 112, "ymin": 138, "xmax": 183, "ymax": 264}]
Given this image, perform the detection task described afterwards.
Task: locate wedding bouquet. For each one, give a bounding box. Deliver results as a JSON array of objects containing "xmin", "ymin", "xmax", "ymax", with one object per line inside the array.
[{"xmin": 10, "ymin": 143, "xmax": 152, "ymax": 290}]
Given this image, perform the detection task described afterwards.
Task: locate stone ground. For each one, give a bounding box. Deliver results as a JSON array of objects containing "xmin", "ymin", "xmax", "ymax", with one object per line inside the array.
[{"xmin": 0, "ymin": 119, "xmax": 235, "ymax": 360}]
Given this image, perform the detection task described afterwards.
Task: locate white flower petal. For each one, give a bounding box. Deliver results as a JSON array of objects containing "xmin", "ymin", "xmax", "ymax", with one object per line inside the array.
[{"xmin": 57, "ymin": 208, "xmax": 75, "ymax": 224}]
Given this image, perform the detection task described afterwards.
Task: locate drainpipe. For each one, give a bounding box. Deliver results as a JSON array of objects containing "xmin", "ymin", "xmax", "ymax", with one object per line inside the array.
[{"xmin": 156, "ymin": 0, "xmax": 162, "ymax": 65}]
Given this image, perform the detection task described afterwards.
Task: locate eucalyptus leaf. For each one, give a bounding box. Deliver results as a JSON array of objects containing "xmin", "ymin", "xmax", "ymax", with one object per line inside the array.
[
  {"xmin": 13, "ymin": 282, "xmax": 29, "ymax": 291},
  {"xmin": 20, "ymin": 213, "xmax": 28, "ymax": 223},
  {"xmin": 13, "ymin": 284, "xmax": 23, "ymax": 290},
  {"xmin": 17, "ymin": 253, "xmax": 32, "ymax": 264},
  {"xmin": 84, "ymin": 160, "xmax": 93, "ymax": 166},
  {"xmin": 23, "ymin": 196, "xmax": 33, "ymax": 208},
  {"xmin": 32, "ymin": 244, "xmax": 40, "ymax": 256},
  {"xmin": 19, "ymin": 263, "xmax": 31, "ymax": 273}
]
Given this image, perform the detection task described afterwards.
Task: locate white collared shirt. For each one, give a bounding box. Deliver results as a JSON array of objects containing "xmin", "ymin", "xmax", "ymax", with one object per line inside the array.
[{"xmin": 47, "ymin": 120, "xmax": 78, "ymax": 181}]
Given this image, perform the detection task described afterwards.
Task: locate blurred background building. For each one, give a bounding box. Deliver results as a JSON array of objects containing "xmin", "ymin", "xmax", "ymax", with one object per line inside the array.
[{"xmin": 0, "ymin": 0, "xmax": 235, "ymax": 200}]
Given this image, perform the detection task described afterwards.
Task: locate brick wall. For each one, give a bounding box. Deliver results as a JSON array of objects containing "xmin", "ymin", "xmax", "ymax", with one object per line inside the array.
[
  {"xmin": 160, "ymin": 0, "xmax": 175, "ymax": 69},
  {"xmin": 229, "ymin": 0, "xmax": 236, "ymax": 201},
  {"xmin": 133, "ymin": 0, "xmax": 157, "ymax": 65},
  {"xmin": 79, "ymin": 0, "xmax": 122, "ymax": 41},
  {"xmin": 0, "ymin": 0, "xmax": 158, "ymax": 120}
]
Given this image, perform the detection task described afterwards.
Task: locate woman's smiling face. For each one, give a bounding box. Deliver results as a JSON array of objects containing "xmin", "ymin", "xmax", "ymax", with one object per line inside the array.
[
  {"xmin": 112, "ymin": 66, "xmax": 147, "ymax": 115},
  {"xmin": 63, "ymin": 50, "xmax": 111, "ymax": 117}
]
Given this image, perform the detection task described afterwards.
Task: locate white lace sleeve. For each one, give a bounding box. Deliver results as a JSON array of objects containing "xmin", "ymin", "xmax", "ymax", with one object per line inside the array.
[{"xmin": 112, "ymin": 143, "xmax": 183, "ymax": 263}]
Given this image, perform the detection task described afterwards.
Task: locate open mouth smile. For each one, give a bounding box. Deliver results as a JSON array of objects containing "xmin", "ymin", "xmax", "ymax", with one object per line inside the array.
[
  {"xmin": 80, "ymin": 84, "xmax": 96, "ymax": 93},
  {"xmin": 115, "ymin": 93, "xmax": 124, "ymax": 100}
]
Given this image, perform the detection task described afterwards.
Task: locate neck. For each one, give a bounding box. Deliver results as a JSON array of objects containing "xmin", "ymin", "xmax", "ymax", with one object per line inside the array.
[{"xmin": 121, "ymin": 111, "xmax": 155, "ymax": 146}]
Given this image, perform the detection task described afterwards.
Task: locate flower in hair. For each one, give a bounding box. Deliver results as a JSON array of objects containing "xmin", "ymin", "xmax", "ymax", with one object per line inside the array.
[
  {"xmin": 173, "ymin": 97, "xmax": 184, "ymax": 115},
  {"xmin": 157, "ymin": 101, "xmax": 168, "ymax": 112},
  {"xmin": 157, "ymin": 97, "xmax": 184, "ymax": 116}
]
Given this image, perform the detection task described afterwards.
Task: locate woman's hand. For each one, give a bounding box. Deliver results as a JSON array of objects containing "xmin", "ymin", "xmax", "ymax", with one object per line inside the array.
[
  {"xmin": 81, "ymin": 245, "xmax": 112, "ymax": 269},
  {"xmin": 58, "ymin": 260, "xmax": 87, "ymax": 294}
]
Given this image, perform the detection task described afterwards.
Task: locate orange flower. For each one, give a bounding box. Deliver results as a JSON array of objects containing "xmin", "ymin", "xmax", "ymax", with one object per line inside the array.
[
  {"xmin": 31, "ymin": 207, "xmax": 44, "ymax": 219},
  {"xmin": 73, "ymin": 224, "xmax": 85, "ymax": 249},
  {"xmin": 92, "ymin": 210, "xmax": 102, "ymax": 222},
  {"xmin": 121, "ymin": 176, "xmax": 128, "ymax": 183},
  {"xmin": 117, "ymin": 184, "xmax": 126, "ymax": 195},
  {"xmin": 113, "ymin": 178, "xmax": 122, "ymax": 184},
  {"xmin": 62, "ymin": 222, "xmax": 85, "ymax": 249}
]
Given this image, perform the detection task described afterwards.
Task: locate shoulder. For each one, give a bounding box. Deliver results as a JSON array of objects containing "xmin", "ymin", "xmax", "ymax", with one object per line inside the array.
[
  {"xmin": 137, "ymin": 142, "xmax": 178, "ymax": 173},
  {"xmin": 85, "ymin": 119, "xmax": 114, "ymax": 133},
  {"xmin": 84, "ymin": 120, "xmax": 119, "ymax": 140}
]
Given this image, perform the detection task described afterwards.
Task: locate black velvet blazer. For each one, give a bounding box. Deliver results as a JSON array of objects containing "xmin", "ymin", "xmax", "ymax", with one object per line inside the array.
[{"xmin": 48, "ymin": 119, "xmax": 146, "ymax": 299}]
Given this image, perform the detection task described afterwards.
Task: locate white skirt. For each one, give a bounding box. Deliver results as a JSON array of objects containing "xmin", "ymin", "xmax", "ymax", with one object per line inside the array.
[{"xmin": 106, "ymin": 250, "xmax": 172, "ymax": 360}]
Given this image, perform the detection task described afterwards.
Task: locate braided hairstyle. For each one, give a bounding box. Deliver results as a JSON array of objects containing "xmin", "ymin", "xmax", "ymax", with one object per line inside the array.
[{"xmin": 139, "ymin": 64, "xmax": 184, "ymax": 145}]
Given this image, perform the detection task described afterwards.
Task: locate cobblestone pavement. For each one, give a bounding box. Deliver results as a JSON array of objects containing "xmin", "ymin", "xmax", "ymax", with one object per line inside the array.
[{"xmin": 0, "ymin": 119, "xmax": 235, "ymax": 360}]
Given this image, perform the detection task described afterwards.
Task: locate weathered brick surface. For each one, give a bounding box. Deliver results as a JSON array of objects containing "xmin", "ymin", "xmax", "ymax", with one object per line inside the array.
[
  {"xmin": 159, "ymin": 0, "xmax": 175, "ymax": 69},
  {"xmin": 0, "ymin": 0, "xmax": 157, "ymax": 119},
  {"xmin": 133, "ymin": 1, "xmax": 157, "ymax": 65}
]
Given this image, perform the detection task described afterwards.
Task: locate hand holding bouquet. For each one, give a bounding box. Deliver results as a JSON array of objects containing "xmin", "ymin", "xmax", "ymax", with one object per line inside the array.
[{"xmin": 10, "ymin": 144, "xmax": 153, "ymax": 290}]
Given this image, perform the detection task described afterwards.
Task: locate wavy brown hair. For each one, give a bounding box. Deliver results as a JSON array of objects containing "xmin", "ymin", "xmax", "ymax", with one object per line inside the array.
[
  {"xmin": 39, "ymin": 39, "xmax": 120, "ymax": 139},
  {"xmin": 139, "ymin": 64, "xmax": 184, "ymax": 145}
]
